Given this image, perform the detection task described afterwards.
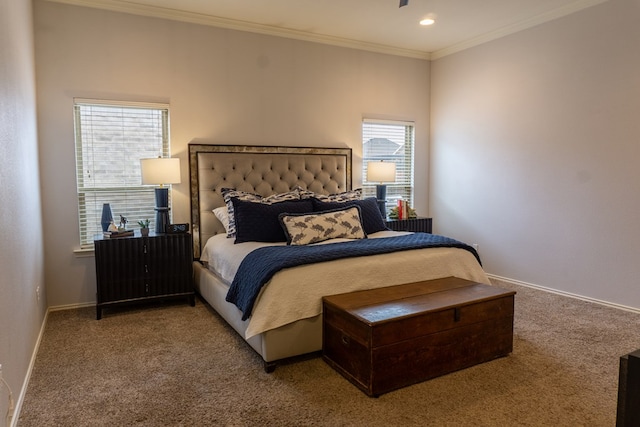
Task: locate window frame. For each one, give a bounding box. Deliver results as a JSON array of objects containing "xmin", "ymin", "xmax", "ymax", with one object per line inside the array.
[
  {"xmin": 362, "ymin": 118, "xmax": 415, "ymax": 216},
  {"xmin": 73, "ymin": 99, "xmax": 171, "ymax": 249}
]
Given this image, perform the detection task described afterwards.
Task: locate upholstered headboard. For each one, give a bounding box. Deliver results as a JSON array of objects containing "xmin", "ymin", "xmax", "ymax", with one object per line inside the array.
[{"xmin": 188, "ymin": 144, "xmax": 352, "ymax": 259}]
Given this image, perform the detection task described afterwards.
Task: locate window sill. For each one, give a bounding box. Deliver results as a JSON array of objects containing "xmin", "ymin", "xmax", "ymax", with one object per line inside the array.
[{"xmin": 73, "ymin": 247, "xmax": 95, "ymax": 258}]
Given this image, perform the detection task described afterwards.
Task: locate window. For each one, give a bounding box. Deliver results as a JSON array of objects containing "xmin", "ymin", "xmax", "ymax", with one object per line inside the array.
[
  {"xmin": 362, "ymin": 119, "xmax": 415, "ymax": 215},
  {"xmin": 74, "ymin": 99, "xmax": 170, "ymax": 248}
]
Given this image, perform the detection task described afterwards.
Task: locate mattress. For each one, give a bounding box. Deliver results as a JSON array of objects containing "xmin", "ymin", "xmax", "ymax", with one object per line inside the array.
[{"xmin": 201, "ymin": 231, "xmax": 490, "ymax": 339}]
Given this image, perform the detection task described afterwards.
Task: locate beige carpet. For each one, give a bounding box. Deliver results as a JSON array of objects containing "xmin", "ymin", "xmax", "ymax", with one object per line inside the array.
[{"xmin": 18, "ymin": 279, "xmax": 640, "ymax": 426}]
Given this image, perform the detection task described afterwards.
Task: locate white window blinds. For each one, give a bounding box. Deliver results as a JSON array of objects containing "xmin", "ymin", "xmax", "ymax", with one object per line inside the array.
[
  {"xmin": 362, "ymin": 119, "xmax": 415, "ymax": 215},
  {"xmin": 74, "ymin": 99, "xmax": 170, "ymax": 248}
]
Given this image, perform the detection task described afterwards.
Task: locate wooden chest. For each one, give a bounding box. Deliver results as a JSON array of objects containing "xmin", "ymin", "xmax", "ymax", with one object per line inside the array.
[{"xmin": 322, "ymin": 276, "xmax": 515, "ymax": 396}]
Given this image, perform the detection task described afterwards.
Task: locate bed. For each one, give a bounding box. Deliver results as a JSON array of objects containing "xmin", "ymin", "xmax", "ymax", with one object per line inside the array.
[{"xmin": 189, "ymin": 143, "xmax": 490, "ymax": 372}]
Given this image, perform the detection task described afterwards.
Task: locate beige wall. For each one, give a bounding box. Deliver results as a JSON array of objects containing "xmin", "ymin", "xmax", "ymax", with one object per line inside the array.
[
  {"xmin": 33, "ymin": 1, "xmax": 431, "ymax": 307},
  {"xmin": 0, "ymin": 0, "xmax": 47, "ymax": 419},
  {"xmin": 431, "ymin": 0, "xmax": 640, "ymax": 309}
]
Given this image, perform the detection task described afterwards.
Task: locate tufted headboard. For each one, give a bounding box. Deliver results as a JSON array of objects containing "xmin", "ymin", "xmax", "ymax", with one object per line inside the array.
[{"xmin": 188, "ymin": 144, "xmax": 352, "ymax": 259}]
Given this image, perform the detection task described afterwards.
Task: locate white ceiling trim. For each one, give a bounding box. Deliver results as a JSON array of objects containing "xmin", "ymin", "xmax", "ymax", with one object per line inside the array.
[
  {"xmin": 46, "ymin": 0, "xmax": 608, "ymax": 61},
  {"xmin": 431, "ymin": 0, "xmax": 609, "ymax": 60},
  {"xmin": 45, "ymin": 0, "xmax": 431, "ymax": 60}
]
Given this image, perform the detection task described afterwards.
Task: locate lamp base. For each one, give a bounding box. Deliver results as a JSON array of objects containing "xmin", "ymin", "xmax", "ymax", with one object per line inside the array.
[
  {"xmin": 376, "ymin": 200, "xmax": 387, "ymax": 219},
  {"xmin": 375, "ymin": 184, "xmax": 387, "ymax": 218},
  {"xmin": 154, "ymin": 187, "xmax": 170, "ymax": 233}
]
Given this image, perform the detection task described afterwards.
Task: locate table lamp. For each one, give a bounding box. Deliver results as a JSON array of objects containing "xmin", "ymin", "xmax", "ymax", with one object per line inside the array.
[
  {"xmin": 140, "ymin": 157, "xmax": 181, "ymax": 233},
  {"xmin": 367, "ymin": 160, "xmax": 396, "ymax": 218}
]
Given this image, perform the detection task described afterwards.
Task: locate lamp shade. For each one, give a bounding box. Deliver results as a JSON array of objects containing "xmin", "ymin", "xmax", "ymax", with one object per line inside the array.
[
  {"xmin": 140, "ymin": 158, "xmax": 181, "ymax": 185},
  {"xmin": 367, "ymin": 161, "xmax": 396, "ymax": 183}
]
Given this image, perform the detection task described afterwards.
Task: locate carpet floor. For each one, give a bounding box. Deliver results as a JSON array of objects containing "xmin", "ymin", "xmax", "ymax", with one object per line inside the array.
[{"xmin": 18, "ymin": 279, "xmax": 640, "ymax": 426}]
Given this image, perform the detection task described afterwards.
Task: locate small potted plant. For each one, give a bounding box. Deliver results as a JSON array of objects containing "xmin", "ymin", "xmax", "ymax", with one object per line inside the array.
[{"xmin": 137, "ymin": 219, "xmax": 151, "ymax": 236}]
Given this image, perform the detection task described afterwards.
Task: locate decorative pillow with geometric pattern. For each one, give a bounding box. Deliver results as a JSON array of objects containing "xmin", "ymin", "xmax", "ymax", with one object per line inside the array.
[
  {"xmin": 296, "ymin": 186, "xmax": 362, "ymax": 202},
  {"xmin": 279, "ymin": 206, "xmax": 366, "ymax": 245},
  {"xmin": 221, "ymin": 188, "xmax": 300, "ymax": 238}
]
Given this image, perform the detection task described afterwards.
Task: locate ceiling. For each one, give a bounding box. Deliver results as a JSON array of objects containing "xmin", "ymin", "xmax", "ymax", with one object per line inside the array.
[{"xmin": 51, "ymin": 0, "xmax": 607, "ymax": 59}]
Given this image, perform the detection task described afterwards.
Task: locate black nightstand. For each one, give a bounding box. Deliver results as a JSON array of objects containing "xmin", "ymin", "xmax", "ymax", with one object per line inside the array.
[
  {"xmin": 94, "ymin": 231, "xmax": 194, "ymax": 319},
  {"xmin": 385, "ymin": 217, "xmax": 432, "ymax": 233}
]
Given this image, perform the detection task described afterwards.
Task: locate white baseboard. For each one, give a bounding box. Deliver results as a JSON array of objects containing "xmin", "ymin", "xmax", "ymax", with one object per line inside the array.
[
  {"xmin": 48, "ymin": 302, "xmax": 95, "ymax": 312},
  {"xmin": 487, "ymin": 273, "xmax": 640, "ymax": 315},
  {"xmin": 11, "ymin": 301, "xmax": 95, "ymax": 426},
  {"xmin": 10, "ymin": 308, "xmax": 50, "ymax": 427}
]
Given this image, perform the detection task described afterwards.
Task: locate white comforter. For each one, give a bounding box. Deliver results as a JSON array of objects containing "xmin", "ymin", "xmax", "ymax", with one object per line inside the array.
[{"xmin": 201, "ymin": 231, "xmax": 490, "ymax": 339}]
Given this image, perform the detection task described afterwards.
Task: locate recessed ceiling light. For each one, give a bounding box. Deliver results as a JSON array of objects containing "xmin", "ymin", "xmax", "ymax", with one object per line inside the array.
[{"xmin": 420, "ymin": 18, "xmax": 435, "ymax": 26}]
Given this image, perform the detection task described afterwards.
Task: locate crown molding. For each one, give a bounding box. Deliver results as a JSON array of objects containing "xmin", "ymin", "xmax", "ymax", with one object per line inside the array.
[
  {"xmin": 44, "ymin": 0, "xmax": 608, "ymax": 61},
  {"xmin": 45, "ymin": 0, "xmax": 431, "ymax": 60},
  {"xmin": 431, "ymin": 0, "xmax": 609, "ymax": 60}
]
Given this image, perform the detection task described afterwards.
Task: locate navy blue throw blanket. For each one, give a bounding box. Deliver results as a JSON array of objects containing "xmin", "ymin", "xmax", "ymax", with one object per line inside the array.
[{"xmin": 226, "ymin": 233, "xmax": 481, "ymax": 320}]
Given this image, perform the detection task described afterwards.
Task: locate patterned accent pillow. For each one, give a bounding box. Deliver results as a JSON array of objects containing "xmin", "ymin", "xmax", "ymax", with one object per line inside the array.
[
  {"xmin": 296, "ymin": 186, "xmax": 362, "ymax": 202},
  {"xmin": 294, "ymin": 186, "xmax": 317, "ymax": 199},
  {"xmin": 311, "ymin": 197, "xmax": 388, "ymax": 235},
  {"xmin": 221, "ymin": 188, "xmax": 300, "ymax": 238},
  {"xmin": 279, "ymin": 206, "xmax": 366, "ymax": 245}
]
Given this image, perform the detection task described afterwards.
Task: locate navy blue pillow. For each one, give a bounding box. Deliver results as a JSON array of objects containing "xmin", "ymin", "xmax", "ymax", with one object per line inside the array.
[
  {"xmin": 311, "ymin": 197, "xmax": 388, "ymax": 235},
  {"xmin": 231, "ymin": 198, "xmax": 314, "ymax": 243}
]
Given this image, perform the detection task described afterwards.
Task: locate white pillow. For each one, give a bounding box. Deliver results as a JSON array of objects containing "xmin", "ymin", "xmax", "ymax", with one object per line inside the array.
[
  {"xmin": 279, "ymin": 206, "xmax": 366, "ymax": 245},
  {"xmin": 213, "ymin": 206, "xmax": 231, "ymax": 235}
]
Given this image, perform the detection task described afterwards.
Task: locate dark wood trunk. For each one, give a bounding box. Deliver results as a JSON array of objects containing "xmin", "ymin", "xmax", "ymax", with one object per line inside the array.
[{"xmin": 322, "ymin": 276, "xmax": 515, "ymax": 397}]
